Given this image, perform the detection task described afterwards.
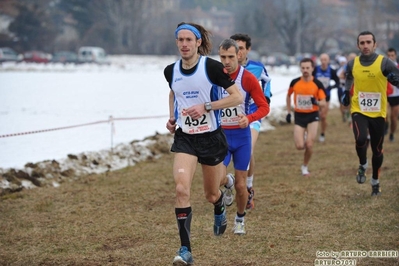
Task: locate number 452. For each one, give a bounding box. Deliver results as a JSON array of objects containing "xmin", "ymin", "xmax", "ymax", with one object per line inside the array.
[{"xmin": 185, "ymin": 115, "xmax": 207, "ymax": 126}]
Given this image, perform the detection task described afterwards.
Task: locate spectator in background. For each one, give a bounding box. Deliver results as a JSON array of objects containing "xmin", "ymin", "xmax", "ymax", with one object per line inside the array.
[
  {"xmin": 312, "ymin": 53, "xmax": 340, "ymax": 142},
  {"xmin": 164, "ymin": 22, "xmax": 243, "ymax": 265}
]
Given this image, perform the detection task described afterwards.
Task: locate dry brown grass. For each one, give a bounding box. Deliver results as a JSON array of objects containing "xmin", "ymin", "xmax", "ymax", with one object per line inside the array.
[{"xmin": 1, "ymin": 108, "xmax": 398, "ymax": 266}]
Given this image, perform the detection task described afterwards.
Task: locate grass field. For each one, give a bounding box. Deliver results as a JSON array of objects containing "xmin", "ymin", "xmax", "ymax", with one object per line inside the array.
[{"xmin": 1, "ymin": 108, "xmax": 398, "ymax": 266}]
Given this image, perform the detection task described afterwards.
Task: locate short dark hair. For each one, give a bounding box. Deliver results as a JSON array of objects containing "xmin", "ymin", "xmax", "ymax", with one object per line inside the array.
[
  {"xmin": 230, "ymin": 33, "xmax": 251, "ymax": 49},
  {"xmin": 300, "ymin": 57, "xmax": 314, "ymax": 67},
  {"xmin": 357, "ymin": 31, "xmax": 376, "ymax": 45},
  {"xmin": 219, "ymin": 39, "xmax": 239, "ymax": 53},
  {"xmin": 387, "ymin": 47, "xmax": 397, "ymax": 55}
]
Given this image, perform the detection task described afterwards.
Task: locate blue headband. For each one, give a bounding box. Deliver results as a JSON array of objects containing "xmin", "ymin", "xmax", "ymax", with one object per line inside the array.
[{"xmin": 174, "ymin": 24, "xmax": 202, "ymax": 39}]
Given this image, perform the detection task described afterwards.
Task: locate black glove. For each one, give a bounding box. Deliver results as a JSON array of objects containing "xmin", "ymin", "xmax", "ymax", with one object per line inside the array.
[
  {"xmin": 266, "ymin": 96, "xmax": 270, "ymax": 104},
  {"xmin": 387, "ymin": 72, "xmax": 399, "ymax": 86},
  {"xmin": 286, "ymin": 113, "xmax": 291, "ymax": 123},
  {"xmin": 310, "ymin": 97, "xmax": 318, "ymax": 106},
  {"xmin": 341, "ymin": 90, "xmax": 350, "ymax": 106}
]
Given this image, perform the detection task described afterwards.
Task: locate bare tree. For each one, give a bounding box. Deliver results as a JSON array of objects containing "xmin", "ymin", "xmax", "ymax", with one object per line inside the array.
[
  {"xmin": 78, "ymin": 0, "xmax": 150, "ymax": 54},
  {"xmin": 262, "ymin": 0, "xmax": 319, "ymax": 55},
  {"xmin": 4, "ymin": 0, "xmax": 399, "ymax": 55}
]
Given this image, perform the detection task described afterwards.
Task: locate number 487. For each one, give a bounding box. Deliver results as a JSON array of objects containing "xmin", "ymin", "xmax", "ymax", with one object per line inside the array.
[{"xmin": 360, "ymin": 98, "xmax": 378, "ymax": 107}]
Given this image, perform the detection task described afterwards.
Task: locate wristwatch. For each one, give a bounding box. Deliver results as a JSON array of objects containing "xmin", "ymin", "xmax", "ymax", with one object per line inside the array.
[{"xmin": 204, "ymin": 102, "xmax": 212, "ymax": 112}]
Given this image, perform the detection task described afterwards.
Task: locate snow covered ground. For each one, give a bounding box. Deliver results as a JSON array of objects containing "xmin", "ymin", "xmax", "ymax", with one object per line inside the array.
[{"xmin": 0, "ymin": 55, "xmax": 339, "ymax": 172}]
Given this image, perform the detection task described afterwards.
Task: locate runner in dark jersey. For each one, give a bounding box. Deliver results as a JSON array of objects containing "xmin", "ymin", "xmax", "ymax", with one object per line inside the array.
[
  {"xmin": 312, "ymin": 53, "xmax": 340, "ymax": 142},
  {"xmin": 386, "ymin": 47, "xmax": 399, "ymax": 142}
]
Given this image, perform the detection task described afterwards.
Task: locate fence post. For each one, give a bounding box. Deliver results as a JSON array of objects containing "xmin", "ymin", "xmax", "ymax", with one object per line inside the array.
[{"xmin": 109, "ymin": 115, "xmax": 114, "ymax": 153}]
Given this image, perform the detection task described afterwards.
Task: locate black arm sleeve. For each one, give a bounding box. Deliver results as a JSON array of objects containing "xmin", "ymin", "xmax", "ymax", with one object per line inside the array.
[
  {"xmin": 331, "ymin": 69, "xmax": 340, "ymax": 88},
  {"xmin": 205, "ymin": 57, "xmax": 235, "ymax": 89},
  {"xmin": 163, "ymin": 63, "xmax": 175, "ymax": 88},
  {"xmin": 345, "ymin": 60, "xmax": 355, "ymax": 91},
  {"xmin": 382, "ymin": 57, "xmax": 399, "ymax": 87}
]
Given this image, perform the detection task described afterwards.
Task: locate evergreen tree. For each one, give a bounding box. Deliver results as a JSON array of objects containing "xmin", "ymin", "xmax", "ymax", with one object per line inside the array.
[
  {"xmin": 56, "ymin": 0, "xmax": 94, "ymax": 39},
  {"xmin": 8, "ymin": 1, "xmax": 58, "ymax": 52}
]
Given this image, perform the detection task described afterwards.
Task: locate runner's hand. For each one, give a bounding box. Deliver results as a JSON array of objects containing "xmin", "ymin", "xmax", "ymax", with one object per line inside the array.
[
  {"xmin": 166, "ymin": 118, "xmax": 176, "ymax": 133},
  {"xmin": 186, "ymin": 104, "xmax": 205, "ymax": 120},
  {"xmin": 341, "ymin": 90, "xmax": 350, "ymax": 106},
  {"xmin": 310, "ymin": 97, "xmax": 318, "ymax": 106},
  {"xmin": 286, "ymin": 113, "xmax": 291, "ymax": 123},
  {"xmin": 238, "ymin": 114, "xmax": 249, "ymax": 128}
]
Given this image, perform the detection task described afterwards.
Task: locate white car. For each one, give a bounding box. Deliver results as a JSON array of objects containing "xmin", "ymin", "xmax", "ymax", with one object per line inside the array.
[
  {"xmin": 78, "ymin": 46, "xmax": 109, "ymax": 65},
  {"xmin": 0, "ymin": 47, "xmax": 21, "ymax": 63}
]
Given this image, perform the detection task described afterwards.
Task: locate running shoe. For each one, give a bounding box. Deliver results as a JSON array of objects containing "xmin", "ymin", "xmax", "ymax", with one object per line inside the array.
[
  {"xmin": 246, "ymin": 187, "xmax": 255, "ymax": 210},
  {"xmin": 173, "ymin": 246, "xmax": 194, "ymax": 266},
  {"xmin": 356, "ymin": 165, "xmax": 366, "ymax": 184},
  {"xmin": 223, "ymin": 173, "xmax": 235, "ymax": 207},
  {"xmin": 214, "ymin": 204, "xmax": 227, "ymax": 236},
  {"xmin": 319, "ymin": 134, "xmax": 325, "ymax": 142},
  {"xmin": 301, "ymin": 165, "xmax": 310, "ymax": 176},
  {"xmin": 371, "ymin": 183, "xmax": 381, "ymax": 196},
  {"xmin": 233, "ymin": 219, "xmax": 246, "ymax": 235},
  {"xmin": 389, "ymin": 133, "xmax": 394, "ymax": 142}
]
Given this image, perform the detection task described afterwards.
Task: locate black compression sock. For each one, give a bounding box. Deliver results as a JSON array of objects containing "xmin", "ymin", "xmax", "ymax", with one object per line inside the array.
[
  {"xmin": 175, "ymin": 207, "xmax": 192, "ymax": 252},
  {"xmin": 213, "ymin": 191, "xmax": 224, "ymax": 215},
  {"xmin": 237, "ymin": 212, "xmax": 246, "ymax": 218}
]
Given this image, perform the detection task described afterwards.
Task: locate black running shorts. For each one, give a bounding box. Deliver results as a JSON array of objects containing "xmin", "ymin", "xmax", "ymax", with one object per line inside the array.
[
  {"xmin": 388, "ymin": 96, "xmax": 399, "ymax": 107},
  {"xmin": 294, "ymin": 111, "xmax": 320, "ymax": 128},
  {"xmin": 171, "ymin": 127, "xmax": 228, "ymax": 166}
]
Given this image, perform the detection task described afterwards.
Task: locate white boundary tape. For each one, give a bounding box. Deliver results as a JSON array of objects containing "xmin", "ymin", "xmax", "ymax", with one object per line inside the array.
[{"xmin": 0, "ymin": 115, "xmax": 168, "ymax": 138}]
